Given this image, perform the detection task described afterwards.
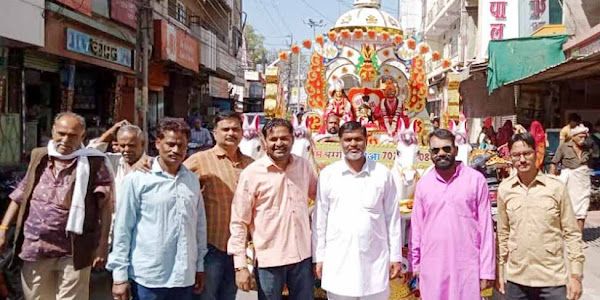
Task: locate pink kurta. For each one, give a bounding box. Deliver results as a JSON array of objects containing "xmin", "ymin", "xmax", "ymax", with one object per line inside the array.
[{"xmin": 410, "ymin": 163, "xmax": 495, "ymax": 300}]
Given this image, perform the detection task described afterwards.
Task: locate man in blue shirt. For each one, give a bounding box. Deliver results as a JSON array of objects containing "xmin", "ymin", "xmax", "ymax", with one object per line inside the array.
[
  {"xmin": 188, "ymin": 117, "xmax": 214, "ymax": 155},
  {"xmin": 108, "ymin": 118, "xmax": 208, "ymax": 300}
]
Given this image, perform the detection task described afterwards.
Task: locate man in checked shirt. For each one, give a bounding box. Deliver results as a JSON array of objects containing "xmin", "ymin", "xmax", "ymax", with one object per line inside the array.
[{"xmin": 184, "ymin": 111, "xmax": 254, "ymax": 300}]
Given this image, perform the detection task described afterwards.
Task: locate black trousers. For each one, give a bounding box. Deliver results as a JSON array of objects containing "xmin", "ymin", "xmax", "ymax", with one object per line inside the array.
[{"xmin": 506, "ymin": 281, "xmax": 567, "ymax": 300}]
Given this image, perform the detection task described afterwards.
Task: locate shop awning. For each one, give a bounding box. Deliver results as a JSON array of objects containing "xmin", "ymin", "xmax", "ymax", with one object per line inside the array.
[
  {"xmin": 505, "ymin": 50, "xmax": 600, "ymax": 85},
  {"xmin": 487, "ymin": 35, "xmax": 569, "ymax": 94}
]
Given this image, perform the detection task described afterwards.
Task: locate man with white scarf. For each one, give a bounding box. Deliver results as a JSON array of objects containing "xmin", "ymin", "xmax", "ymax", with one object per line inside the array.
[
  {"xmin": 0, "ymin": 112, "xmax": 114, "ymax": 300},
  {"xmin": 550, "ymin": 124, "xmax": 592, "ymax": 233}
]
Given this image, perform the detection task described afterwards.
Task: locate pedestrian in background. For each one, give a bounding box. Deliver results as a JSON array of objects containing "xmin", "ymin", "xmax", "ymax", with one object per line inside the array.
[
  {"xmin": 550, "ymin": 124, "xmax": 592, "ymax": 233},
  {"xmin": 497, "ymin": 133, "xmax": 584, "ymax": 300}
]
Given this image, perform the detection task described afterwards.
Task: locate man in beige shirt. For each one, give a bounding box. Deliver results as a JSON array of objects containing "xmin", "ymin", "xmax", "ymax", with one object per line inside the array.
[
  {"xmin": 497, "ymin": 132, "xmax": 584, "ymax": 300},
  {"xmin": 228, "ymin": 118, "xmax": 318, "ymax": 299}
]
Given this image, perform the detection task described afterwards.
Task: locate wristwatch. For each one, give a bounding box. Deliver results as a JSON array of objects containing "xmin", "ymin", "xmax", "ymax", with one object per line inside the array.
[
  {"xmin": 0, "ymin": 225, "xmax": 9, "ymax": 231},
  {"xmin": 571, "ymin": 274, "xmax": 583, "ymax": 282}
]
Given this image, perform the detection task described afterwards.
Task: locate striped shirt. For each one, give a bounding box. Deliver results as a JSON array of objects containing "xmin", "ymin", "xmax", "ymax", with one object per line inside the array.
[{"xmin": 184, "ymin": 146, "xmax": 253, "ymax": 251}]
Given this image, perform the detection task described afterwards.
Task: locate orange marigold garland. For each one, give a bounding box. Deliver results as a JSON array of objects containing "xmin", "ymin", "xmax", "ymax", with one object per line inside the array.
[
  {"xmin": 367, "ymin": 30, "xmax": 377, "ymax": 40},
  {"xmin": 315, "ymin": 35, "xmax": 325, "ymax": 45},
  {"xmin": 302, "ymin": 40, "xmax": 312, "ymax": 49},
  {"xmin": 328, "ymin": 31, "xmax": 337, "ymax": 41},
  {"xmin": 291, "ymin": 45, "xmax": 300, "ymax": 54},
  {"xmin": 279, "ymin": 51, "xmax": 289, "ymax": 61},
  {"xmin": 406, "ymin": 55, "xmax": 427, "ymax": 113},
  {"xmin": 354, "ymin": 29, "xmax": 364, "ymax": 39},
  {"xmin": 432, "ymin": 51, "xmax": 441, "ymax": 61},
  {"xmin": 407, "ymin": 38, "xmax": 417, "ymax": 50}
]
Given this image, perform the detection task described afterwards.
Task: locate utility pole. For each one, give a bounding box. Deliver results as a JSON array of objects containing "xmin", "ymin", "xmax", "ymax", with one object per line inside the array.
[
  {"xmin": 286, "ymin": 34, "xmax": 293, "ymax": 114},
  {"xmin": 141, "ymin": 0, "xmax": 150, "ymax": 136},
  {"xmin": 304, "ymin": 19, "xmax": 325, "ymax": 38}
]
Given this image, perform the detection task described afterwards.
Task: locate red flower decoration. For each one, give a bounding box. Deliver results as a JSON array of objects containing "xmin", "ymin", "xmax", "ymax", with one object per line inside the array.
[
  {"xmin": 328, "ymin": 31, "xmax": 337, "ymax": 41},
  {"xmin": 367, "ymin": 30, "xmax": 377, "ymax": 39},
  {"xmin": 354, "ymin": 29, "xmax": 364, "ymax": 39},
  {"xmin": 394, "ymin": 35, "xmax": 403, "ymax": 45},
  {"xmin": 342, "ymin": 67, "xmax": 348, "ymax": 73},
  {"xmin": 419, "ymin": 44, "xmax": 430, "ymax": 54},
  {"xmin": 279, "ymin": 51, "xmax": 289, "ymax": 61},
  {"xmin": 383, "ymin": 49, "xmax": 390, "ymax": 57},
  {"xmin": 382, "ymin": 32, "xmax": 390, "ymax": 41},
  {"xmin": 432, "ymin": 51, "xmax": 441, "ymax": 61},
  {"xmin": 302, "ymin": 40, "xmax": 312, "ymax": 49},
  {"xmin": 407, "ymin": 38, "xmax": 417, "ymax": 50},
  {"xmin": 291, "ymin": 45, "xmax": 300, "ymax": 54},
  {"xmin": 315, "ymin": 35, "xmax": 325, "ymax": 45},
  {"xmin": 442, "ymin": 59, "xmax": 451, "ymax": 69},
  {"xmin": 341, "ymin": 29, "xmax": 351, "ymax": 39},
  {"xmin": 347, "ymin": 50, "xmax": 354, "ymax": 57}
]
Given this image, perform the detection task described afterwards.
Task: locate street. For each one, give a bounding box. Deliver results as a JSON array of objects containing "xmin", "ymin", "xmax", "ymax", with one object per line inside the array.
[{"xmin": 234, "ymin": 211, "xmax": 600, "ymax": 300}]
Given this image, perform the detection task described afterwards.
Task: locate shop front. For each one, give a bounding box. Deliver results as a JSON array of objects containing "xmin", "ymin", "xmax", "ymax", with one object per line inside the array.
[
  {"xmin": 152, "ymin": 19, "xmax": 200, "ymax": 121},
  {"xmin": 19, "ymin": 10, "xmax": 137, "ymax": 153}
]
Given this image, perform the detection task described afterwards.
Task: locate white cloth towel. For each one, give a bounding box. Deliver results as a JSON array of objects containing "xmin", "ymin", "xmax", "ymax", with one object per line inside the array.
[
  {"xmin": 560, "ymin": 165, "xmax": 591, "ymax": 219},
  {"xmin": 47, "ymin": 140, "xmax": 114, "ymax": 235}
]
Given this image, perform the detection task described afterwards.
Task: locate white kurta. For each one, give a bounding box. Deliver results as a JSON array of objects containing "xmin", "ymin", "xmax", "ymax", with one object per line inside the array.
[{"xmin": 313, "ymin": 159, "xmax": 402, "ymax": 297}]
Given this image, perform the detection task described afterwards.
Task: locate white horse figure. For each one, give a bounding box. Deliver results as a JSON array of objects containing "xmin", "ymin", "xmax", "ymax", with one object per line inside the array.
[
  {"xmin": 291, "ymin": 115, "xmax": 313, "ymax": 160},
  {"xmin": 390, "ymin": 119, "xmax": 421, "ymax": 274},
  {"xmin": 239, "ymin": 114, "xmax": 264, "ymax": 160},
  {"xmin": 449, "ymin": 120, "xmax": 472, "ymax": 165}
]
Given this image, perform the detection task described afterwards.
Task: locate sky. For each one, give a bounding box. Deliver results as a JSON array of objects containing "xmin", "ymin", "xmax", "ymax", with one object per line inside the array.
[{"xmin": 243, "ymin": 0, "xmax": 401, "ymax": 50}]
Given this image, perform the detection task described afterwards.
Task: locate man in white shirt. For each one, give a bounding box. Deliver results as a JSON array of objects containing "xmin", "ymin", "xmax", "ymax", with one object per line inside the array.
[
  {"xmin": 312, "ymin": 121, "xmax": 402, "ymax": 300},
  {"xmin": 89, "ymin": 121, "xmax": 149, "ymax": 192}
]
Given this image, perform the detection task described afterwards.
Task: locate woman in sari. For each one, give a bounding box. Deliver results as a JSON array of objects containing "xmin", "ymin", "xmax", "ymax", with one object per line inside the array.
[{"xmin": 530, "ymin": 120, "xmax": 546, "ymax": 170}]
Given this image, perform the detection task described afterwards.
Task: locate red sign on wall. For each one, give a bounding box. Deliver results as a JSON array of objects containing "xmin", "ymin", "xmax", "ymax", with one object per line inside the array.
[
  {"xmin": 154, "ymin": 20, "xmax": 199, "ymax": 73},
  {"xmin": 56, "ymin": 0, "xmax": 92, "ymax": 16},
  {"xmin": 111, "ymin": 0, "xmax": 138, "ymax": 29}
]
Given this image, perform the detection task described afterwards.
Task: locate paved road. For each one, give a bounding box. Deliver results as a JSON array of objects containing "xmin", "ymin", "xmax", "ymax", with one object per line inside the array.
[{"xmin": 91, "ymin": 211, "xmax": 600, "ymax": 300}]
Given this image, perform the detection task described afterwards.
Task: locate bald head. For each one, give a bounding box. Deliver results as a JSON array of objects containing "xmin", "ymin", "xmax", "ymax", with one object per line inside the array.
[{"xmin": 52, "ymin": 112, "xmax": 86, "ymax": 155}]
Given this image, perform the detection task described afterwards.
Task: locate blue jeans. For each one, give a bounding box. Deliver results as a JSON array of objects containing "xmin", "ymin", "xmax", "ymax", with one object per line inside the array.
[
  {"xmin": 131, "ymin": 281, "xmax": 194, "ymax": 300},
  {"xmin": 196, "ymin": 245, "xmax": 237, "ymax": 300},
  {"xmin": 256, "ymin": 258, "xmax": 314, "ymax": 300}
]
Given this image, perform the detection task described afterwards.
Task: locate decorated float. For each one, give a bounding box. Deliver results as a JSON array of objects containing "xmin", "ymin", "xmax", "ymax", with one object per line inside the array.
[{"xmin": 251, "ymin": 0, "xmax": 494, "ymax": 299}]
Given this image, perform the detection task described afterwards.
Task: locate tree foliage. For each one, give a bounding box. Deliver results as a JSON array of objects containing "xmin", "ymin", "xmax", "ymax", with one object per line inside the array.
[{"xmin": 245, "ymin": 25, "xmax": 268, "ymax": 68}]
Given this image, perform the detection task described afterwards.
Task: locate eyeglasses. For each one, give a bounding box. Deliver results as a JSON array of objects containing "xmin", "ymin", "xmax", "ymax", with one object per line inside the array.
[
  {"xmin": 430, "ymin": 146, "xmax": 452, "ymax": 155},
  {"xmin": 510, "ymin": 151, "xmax": 535, "ymax": 159}
]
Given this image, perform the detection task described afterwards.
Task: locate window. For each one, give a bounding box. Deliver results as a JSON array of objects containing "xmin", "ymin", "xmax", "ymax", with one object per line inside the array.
[{"xmin": 176, "ymin": 1, "xmax": 187, "ymax": 24}]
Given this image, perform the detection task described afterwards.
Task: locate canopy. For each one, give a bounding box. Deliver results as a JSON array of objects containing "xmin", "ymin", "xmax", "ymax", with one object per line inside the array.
[{"xmin": 487, "ymin": 35, "xmax": 569, "ymax": 94}]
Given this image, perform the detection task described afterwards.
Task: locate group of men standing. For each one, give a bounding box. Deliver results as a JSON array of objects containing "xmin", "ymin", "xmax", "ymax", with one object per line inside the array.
[{"xmin": 0, "ymin": 110, "xmax": 588, "ymax": 300}]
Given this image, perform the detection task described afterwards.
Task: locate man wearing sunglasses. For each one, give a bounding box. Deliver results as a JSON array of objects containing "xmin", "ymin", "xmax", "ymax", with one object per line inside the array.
[
  {"xmin": 497, "ymin": 133, "xmax": 584, "ymax": 300},
  {"xmin": 410, "ymin": 129, "xmax": 495, "ymax": 299}
]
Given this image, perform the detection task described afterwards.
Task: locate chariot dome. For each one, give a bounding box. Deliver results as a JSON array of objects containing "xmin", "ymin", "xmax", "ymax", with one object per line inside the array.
[{"xmin": 332, "ymin": 0, "xmax": 403, "ymax": 34}]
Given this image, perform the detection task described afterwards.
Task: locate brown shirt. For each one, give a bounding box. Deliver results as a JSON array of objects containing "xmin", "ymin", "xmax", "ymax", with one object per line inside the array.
[
  {"xmin": 551, "ymin": 141, "xmax": 591, "ymax": 169},
  {"xmin": 497, "ymin": 172, "xmax": 584, "ymax": 287},
  {"xmin": 184, "ymin": 147, "xmax": 253, "ymax": 251}
]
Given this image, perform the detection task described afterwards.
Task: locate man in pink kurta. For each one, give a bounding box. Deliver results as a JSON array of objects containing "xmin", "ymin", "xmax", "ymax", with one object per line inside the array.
[{"xmin": 410, "ymin": 129, "xmax": 495, "ymax": 300}]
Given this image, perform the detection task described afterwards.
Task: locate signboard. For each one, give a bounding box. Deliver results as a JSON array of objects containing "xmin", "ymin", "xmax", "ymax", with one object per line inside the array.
[
  {"xmin": 519, "ymin": 0, "xmax": 549, "ymax": 37},
  {"xmin": 111, "ymin": 0, "xmax": 138, "ymax": 29},
  {"xmin": 66, "ymin": 28, "xmax": 133, "ymax": 68},
  {"xmin": 209, "ymin": 76, "xmax": 230, "ymax": 99},
  {"xmin": 478, "ymin": 0, "xmax": 519, "ymax": 58},
  {"xmin": 154, "ymin": 20, "xmax": 199, "ymax": 72},
  {"xmin": 314, "ymin": 143, "xmax": 432, "ymax": 170},
  {"xmin": 56, "ymin": 0, "xmax": 92, "ymax": 16}
]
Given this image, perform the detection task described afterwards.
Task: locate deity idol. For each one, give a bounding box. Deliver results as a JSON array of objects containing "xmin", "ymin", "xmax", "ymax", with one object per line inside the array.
[
  {"xmin": 374, "ymin": 79, "xmax": 404, "ymax": 135},
  {"xmin": 324, "ymin": 79, "xmax": 355, "ymax": 124}
]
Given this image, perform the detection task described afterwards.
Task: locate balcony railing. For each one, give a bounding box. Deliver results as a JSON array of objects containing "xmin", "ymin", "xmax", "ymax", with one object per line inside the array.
[{"xmin": 426, "ymin": 0, "xmax": 449, "ymax": 28}]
